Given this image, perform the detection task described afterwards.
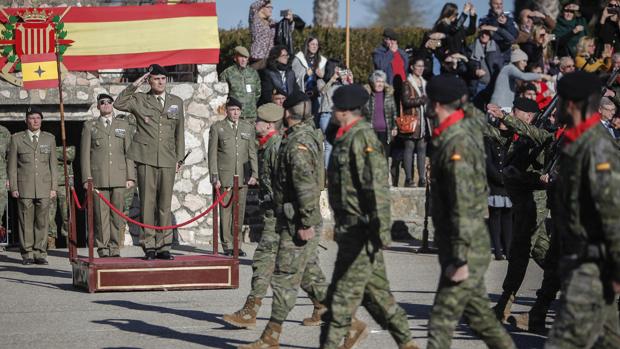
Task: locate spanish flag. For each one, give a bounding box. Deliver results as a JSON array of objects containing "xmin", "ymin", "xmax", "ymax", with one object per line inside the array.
[{"xmin": 21, "ymin": 53, "xmax": 58, "ymax": 90}]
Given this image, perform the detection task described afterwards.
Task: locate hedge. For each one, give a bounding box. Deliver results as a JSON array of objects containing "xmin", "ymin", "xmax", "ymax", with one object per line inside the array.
[{"xmin": 218, "ymin": 27, "xmax": 428, "ymax": 83}]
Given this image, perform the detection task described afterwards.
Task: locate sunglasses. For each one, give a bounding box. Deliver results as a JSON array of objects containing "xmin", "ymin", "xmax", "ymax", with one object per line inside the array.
[
  {"xmin": 99, "ymin": 100, "xmax": 112, "ymax": 105},
  {"xmin": 563, "ymin": 9, "xmax": 576, "ymax": 13}
]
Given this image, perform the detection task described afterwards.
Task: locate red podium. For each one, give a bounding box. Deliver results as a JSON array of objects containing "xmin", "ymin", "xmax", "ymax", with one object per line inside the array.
[{"xmin": 70, "ymin": 176, "xmax": 241, "ymax": 293}]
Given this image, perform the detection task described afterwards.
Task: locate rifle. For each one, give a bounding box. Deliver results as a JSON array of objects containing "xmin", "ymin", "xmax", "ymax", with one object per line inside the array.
[{"xmin": 418, "ymin": 161, "xmax": 435, "ymax": 254}]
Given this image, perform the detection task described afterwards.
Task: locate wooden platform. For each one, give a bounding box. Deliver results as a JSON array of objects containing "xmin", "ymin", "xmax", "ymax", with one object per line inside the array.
[{"xmin": 72, "ymin": 255, "xmax": 239, "ymax": 293}]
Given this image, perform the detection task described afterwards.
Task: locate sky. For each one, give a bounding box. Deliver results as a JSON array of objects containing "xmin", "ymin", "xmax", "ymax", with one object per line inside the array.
[{"xmin": 216, "ymin": 0, "xmax": 515, "ymax": 29}]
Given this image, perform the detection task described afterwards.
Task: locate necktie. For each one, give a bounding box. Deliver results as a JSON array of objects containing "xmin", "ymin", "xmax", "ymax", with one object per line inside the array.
[
  {"xmin": 32, "ymin": 134, "xmax": 38, "ymax": 147},
  {"xmin": 105, "ymin": 119, "xmax": 110, "ymax": 128},
  {"xmin": 157, "ymin": 96, "xmax": 164, "ymax": 107},
  {"xmin": 233, "ymin": 123, "xmax": 237, "ymax": 133}
]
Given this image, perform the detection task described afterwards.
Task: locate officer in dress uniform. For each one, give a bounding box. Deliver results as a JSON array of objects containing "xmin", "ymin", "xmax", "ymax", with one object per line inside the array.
[
  {"xmin": 81, "ymin": 94, "xmax": 136, "ymax": 257},
  {"xmin": 8, "ymin": 108, "xmax": 57, "ymax": 265},
  {"xmin": 113, "ymin": 64, "xmax": 184, "ymax": 260}
]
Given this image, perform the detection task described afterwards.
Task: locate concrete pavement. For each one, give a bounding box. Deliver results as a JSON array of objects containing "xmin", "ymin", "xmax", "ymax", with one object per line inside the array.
[{"xmin": 0, "ymin": 241, "xmax": 548, "ymax": 349}]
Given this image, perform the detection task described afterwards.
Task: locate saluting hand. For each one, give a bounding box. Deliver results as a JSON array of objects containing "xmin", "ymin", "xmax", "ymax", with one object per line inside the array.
[{"xmin": 133, "ymin": 72, "xmax": 150, "ymax": 87}]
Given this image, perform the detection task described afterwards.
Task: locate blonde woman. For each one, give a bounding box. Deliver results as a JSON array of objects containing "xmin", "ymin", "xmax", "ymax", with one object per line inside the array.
[{"xmin": 575, "ymin": 36, "xmax": 612, "ymax": 72}]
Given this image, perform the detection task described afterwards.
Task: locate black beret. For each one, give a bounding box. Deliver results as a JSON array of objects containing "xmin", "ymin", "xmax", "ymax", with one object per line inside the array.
[
  {"xmin": 26, "ymin": 106, "xmax": 43, "ymax": 119},
  {"xmin": 426, "ymin": 75, "xmax": 468, "ymax": 104},
  {"xmin": 97, "ymin": 93, "xmax": 114, "ymax": 102},
  {"xmin": 557, "ymin": 71, "xmax": 601, "ymax": 101},
  {"xmin": 332, "ymin": 84, "xmax": 370, "ymax": 111},
  {"xmin": 383, "ymin": 28, "xmax": 398, "ymax": 41},
  {"xmin": 513, "ymin": 97, "xmax": 539, "ymax": 113},
  {"xmin": 226, "ymin": 96, "xmax": 243, "ymax": 109},
  {"xmin": 282, "ymin": 90, "xmax": 310, "ymax": 109},
  {"xmin": 148, "ymin": 64, "xmax": 168, "ymax": 76}
]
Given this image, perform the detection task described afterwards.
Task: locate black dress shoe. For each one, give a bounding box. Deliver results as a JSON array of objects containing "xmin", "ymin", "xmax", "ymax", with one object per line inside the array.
[
  {"xmin": 238, "ymin": 249, "xmax": 247, "ymax": 257},
  {"xmin": 144, "ymin": 250, "xmax": 156, "ymax": 260},
  {"xmin": 222, "ymin": 249, "xmax": 233, "ymax": 256},
  {"xmin": 34, "ymin": 258, "xmax": 49, "ymax": 265},
  {"xmin": 22, "ymin": 258, "xmax": 34, "ymax": 265},
  {"xmin": 156, "ymin": 251, "xmax": 174, "ymax": 260}
]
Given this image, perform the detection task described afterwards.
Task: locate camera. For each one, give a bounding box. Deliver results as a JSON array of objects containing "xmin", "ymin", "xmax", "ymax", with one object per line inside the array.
[{"xmin": 608, "ymin": 5, "xmax": 620, "ymax": 15}]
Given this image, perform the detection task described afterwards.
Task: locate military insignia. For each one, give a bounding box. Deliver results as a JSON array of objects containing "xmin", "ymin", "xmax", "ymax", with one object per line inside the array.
[
  {"xmin": 297, "ymin": 144, "xmax": 308, "ymax": 151},
  {"xmin": 0, "ymin": 8, "xmax": 74, "ymax": 86},
  {"xmin": 450, "ymin": 153, "xmax": 462, "ymax": 161},
  {"xmin": 596, "ymin": 162, "xmax": 611, "ymax": 171},
  {"xmin": 167, "ymin": 105, "xmax": 179, "ymax": 113},
  {"xmin": 114, "ymin": 128, "xmax": 126, "ymax": 138},
  {"xmin": 364, "ymin": 146, "xmax": 374, "ymax": 153},
  {"xmin": 144, "ymin": 116, "xmax": 150, "ymax": 124},
  {"xmin": 240, "ymin": 132, "xmax": 250, "ymax": 140},
  {"xmin": 39, "ymin": 144, "xmax": 50, "ymax": 153}
]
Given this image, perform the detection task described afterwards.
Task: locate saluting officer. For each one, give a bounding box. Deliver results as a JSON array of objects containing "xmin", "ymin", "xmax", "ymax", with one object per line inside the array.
[
  {"xmin": 114, "ymin": 64, "xmax": 185, "ymax": 260},
  {"xmin": 8, "ymin": 108, "xmax": 57, "ymax": 265},
  {"xmin": 81, "ymin": 94, "xmax": 136, "ymax": 258}
]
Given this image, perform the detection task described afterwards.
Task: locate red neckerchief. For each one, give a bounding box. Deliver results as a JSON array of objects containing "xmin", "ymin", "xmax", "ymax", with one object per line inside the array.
[
  {"xmin": 432, "ymin": 109, "xmax": 465, "ymax": 138},
  {"xmin": 258, "ymin": 130, "xmax": 278, "ymax": 147},
  {"xmin": 563, "ymin": 113, "xmax": 601, "ymax": 144},
  {"xmin": 555, "ymin": 126, "xmax": 565, "ymax": 140},
  {"xmin": 335, "ymin": 118, "xmax": 361, "ymax": 140},
  {"xmin": 513, "ymin": 133, "xmax": 520, "ymax": 142}
]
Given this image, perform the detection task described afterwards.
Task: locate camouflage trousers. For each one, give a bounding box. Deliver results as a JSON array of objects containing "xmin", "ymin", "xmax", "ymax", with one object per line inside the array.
[
  {"xmin": 547, "ymin": 263, "xmax": 620, "ymax": 349},
  {"xmin": 269, "ymin": 222, "xmax": 327, "ymax": 323},
  {"xmin": 320, "ymin": 232, "xmax": 412, "ymax": 348},
  {"xmin": 49, "ymin": 186, "xmax": 69, "ymax": 238},
  {"xmin": 529, "ymin": 219, "xmax": 561, "ymax": 320},
  {"xmin": 428, "ymin": 261, "xmax": 515, "ymax": 349},
  {"xmin": 249, "ymin": 214, "xmax": 279, "ymax": 298},
  {"xmin": 501, "ymin": 190, "xmax": 549, "ymax": 295}
]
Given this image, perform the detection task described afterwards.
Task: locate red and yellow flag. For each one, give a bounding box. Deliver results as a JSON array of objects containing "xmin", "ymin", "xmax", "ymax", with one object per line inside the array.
[{"xmin": 21, "ymin": 53, "xmax": 58, "ymax": 90}]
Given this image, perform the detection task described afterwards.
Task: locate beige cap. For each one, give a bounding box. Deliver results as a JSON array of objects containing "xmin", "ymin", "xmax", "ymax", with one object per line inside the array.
[
  {"xmin": 257, "ymin": 103, "xmax": 284, "ymax": 122},
  {"xmin": 234, "ymin": 46, "xmax": 250, "ymax": 58}
]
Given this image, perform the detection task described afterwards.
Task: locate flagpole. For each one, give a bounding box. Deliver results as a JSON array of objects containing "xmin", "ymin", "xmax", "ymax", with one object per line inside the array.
[
  {"xmin": 55, "ymin": 45, "xmax": 70, "ymax": 251},
  {"xmin": 345, "ymin": 0, "xmax": 350, "ymax": 68}
]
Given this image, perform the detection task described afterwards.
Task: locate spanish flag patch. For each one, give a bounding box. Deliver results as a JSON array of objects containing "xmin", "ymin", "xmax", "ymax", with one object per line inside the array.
[
  {"xmin": 596, "ymin": 162, "xmax": 611, "ymax": 171},
  {"xmin": 297, "ymin": 145, "xmax": 308, "ymax": 151},
  {"xmin": 451, "ymin": 153, "xmax": 462, "ymax": 161},
  {"xmin": 365, "ymin": 146, "xmax": 374, "ymax": 153}
]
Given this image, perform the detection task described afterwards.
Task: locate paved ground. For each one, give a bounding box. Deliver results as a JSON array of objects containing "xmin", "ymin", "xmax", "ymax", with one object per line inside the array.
[{"xmin": 0, "ymin": 241, "xmax": 549, "ymax": 349}]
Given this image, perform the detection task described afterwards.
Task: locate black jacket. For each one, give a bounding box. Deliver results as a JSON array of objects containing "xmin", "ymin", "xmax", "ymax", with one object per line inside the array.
[
  {"xmin": 259, "ymin": 66, "xmax": 299, "ymax": 105},
  {"xmin": 484, "ymin": 135, "xmax": 508, "ymax": 196}
]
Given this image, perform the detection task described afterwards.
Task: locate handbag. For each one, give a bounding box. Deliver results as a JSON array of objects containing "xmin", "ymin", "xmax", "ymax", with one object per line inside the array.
[{"xmin": 395, "ymin": 105, "xmax": 419, "ymax": 134}]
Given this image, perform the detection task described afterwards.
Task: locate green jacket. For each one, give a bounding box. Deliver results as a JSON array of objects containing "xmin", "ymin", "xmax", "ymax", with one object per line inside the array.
[
  {"xmin": 113, "ymin": 85, "xmax": 185, "ymax": 168},
  {"xmin": 430, "ymin": 111, "xmax": 490, "ymax": 273},
  {"xmin": 552, "ymin": 122, "xmax": 620, "ymax": 282},
  {"xmin": 55, "ymin": 145, "xmax": 75, "ymax": 186},
  {"xmin": 258, "ymin": 131, "xmax": 282, "ymax": 213},
  {"xmin": 361, "ymin": 84, "xmax": 397, "ymax": 132},
  {"xmin": 219, "ymin": 64, "xmax": 261, "ymax": 120},
  {"xmin": 0, "ymin": 125, "xmax": 10, "ymax": 180},
  {"xmin": 273, "ymin": 122, "xmax": 322, "ymax": 230},
  {"xmin": 207, "ymin": 118, "xmax": 258, "ymax": 188},
  {"xmin": 327, "ymin": 119, "xmax": 391, "ymax": 248},
  {"xmin": 8, "ymin": 131, "xmax": 58, "ymax": 198}
]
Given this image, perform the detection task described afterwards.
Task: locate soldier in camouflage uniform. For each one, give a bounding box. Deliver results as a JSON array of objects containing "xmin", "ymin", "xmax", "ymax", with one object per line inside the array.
[
  {"xmin": 546, "ymin": 71, "xmax": 620, "ymax": 349},
  {"xmin": 0, "ymin": 125, "xmax": 10, "ymax": 244},
  {"xmin": 239, "ymin": 94, "xmax": 328, "ymax": 349},
  {"xmin": 219, "ymin": 46, "xmax": 262, "ymax": 122},
  {"xmin": 48, "ymin": 145, "xmax": 75, "ymax": 248},
  {"xmin": 319, "ymin": 84, "xmax": 419, "ymax": 349},
  {"xmin": 425, "ymin": 75, "xmax": 515, "ymax": 349}
]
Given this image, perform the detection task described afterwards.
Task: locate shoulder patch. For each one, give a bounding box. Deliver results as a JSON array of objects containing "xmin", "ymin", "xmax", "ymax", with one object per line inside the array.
[
  {"xmin": 596, "ymin": 162, "xmax": 611, "ymax": 171},
  {"xmin": 297, "ymin": 144, "xmax": 308, "ymax": 151},
  {"xmin": 365, "ymin": 146, "xmax": 375, "ymax": 153},
  {"xmin": 451, "ymin": 153, "xmax": 462, "ymax": 161}
]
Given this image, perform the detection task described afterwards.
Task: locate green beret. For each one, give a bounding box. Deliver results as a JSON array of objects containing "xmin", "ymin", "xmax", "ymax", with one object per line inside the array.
[
  {"xmin": 557, "ymin": 71, "xmax": 601, "ymax": 101},
  {"xmin": 257, "ymin": 103, "xmax": 284, "ymax": 122},
  {"xmin": 332, "ymin": 84, "xmax": 369, "ymax": 111},
  {"xmin": 234, "ymin": 46, "xmax": 250, "ymax": 58},
  {"xmin": 427, "ymin": 75, "xmax": 468, "ymax": 104}
]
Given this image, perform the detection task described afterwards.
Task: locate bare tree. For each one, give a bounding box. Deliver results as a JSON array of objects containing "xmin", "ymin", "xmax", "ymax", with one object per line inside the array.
[
  {"xmin": 313, "ymin": 0, "xmax": 339, "ymax": 28},
  {"xmin": 366, "ymin": 0, "xmax": 424, "ymax": 28}
]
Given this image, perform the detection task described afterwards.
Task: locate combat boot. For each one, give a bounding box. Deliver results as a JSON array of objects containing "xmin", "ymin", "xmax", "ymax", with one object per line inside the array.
[
  {"xmin": 507, "ymin": 312, "xmax": 547, "ymax": 335},
  {"xmin": 238, "ymin": 321, "xmax": 281, "ymax": 349},
  {"xmin": 223, "ymin": 296, "xmax": 262, "ymax": 329},
  {"xmin": 302, "ymin": 299, "xmax": 327, "ymax": 326},
  {"xmin": 492, "ymin": 292, "xmax": 515, "ymax": 322},
  {"xmin": 399, "ymin": 340, "xmax": 422, "ymax": 349},
  {"xmin": 338, "ymin": 317, "xmax": 369, "ymax": 349}
]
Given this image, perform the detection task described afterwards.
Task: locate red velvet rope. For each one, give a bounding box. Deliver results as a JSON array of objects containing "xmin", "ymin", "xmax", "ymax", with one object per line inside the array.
[
  {"xmin": 71, "ymin": 187, "xmax": 85, "ymax": 210},
  {"xmin": 217, "ymin": 187, "xmax": 236, "ymax": 209},
  {"xmin": 96, "ymin": 189, "xmax": 229, "ymax": 230}
]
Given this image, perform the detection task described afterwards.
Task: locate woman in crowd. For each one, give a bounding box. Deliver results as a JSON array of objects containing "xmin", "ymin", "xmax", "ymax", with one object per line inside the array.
[
  {"xmin": 399, "ymin": 58, "xmax": 430, "ymax": 188},
  {"xmin": 574, "ymin": 36, "xmax": 612, "ymax": 73},
  {"xmin": 490, "ymin": 47, "xmax": 551, "ymax": 110},
  {"xmin": 519, "ymin": 25, "xmax": 551, "ymax": 70},
  {"xmin": 432, "ymin": 1, "xmax": 477, "ymax": 61},
  {"xmin": 598, "ymin": 0, "xmax": 620, "ymax": 53},
  {"xmin": 292, "ymin": 36, "xmax": 327, "ymax": 115},
  {"xmin": 317, "ymin": 59, "xmax": 353, "ymax": 166},
  {"xmin": 248, "ymin": 0, "xmax": 276, "ymax": 69},
  {"xmin": 527, "ymin": 64, "xmax": 553, "ymax": 110},
  {"xmin": 362, "ymin": 70, "xmax": 397, "ymax": 160},
  {"xmin": 553, "ymin": 2, "xmax": 588, "ymax": 58},
  {"xmin": 259, "ymin": 45, "xmax": 299, "ymax": 105},
  {"xmin": 466, "ymin": 26, "xmax": 503, "ymax": 108}
]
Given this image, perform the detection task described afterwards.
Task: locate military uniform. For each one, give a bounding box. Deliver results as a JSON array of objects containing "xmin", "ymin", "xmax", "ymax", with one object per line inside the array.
[
  {"xmin": 322, "ymin": 117, "xmax": 414, "ymax": 348},
  {"xmin": 219, "ymin": 63, "xmax": 261, "ymax": 121},
  {"xmin": 0, "ymin": 125, "xmax": 10, "ymax": 229},
  {"xmin": 113, "ymin": 84, "xmax": 184, "ymax": 255},
  {"xmin": 81, "ymin": 116, "xmax": 135, "ymax": 257},
  {"xmin": 8, "ymin": 130, "xmax": 57, "ymax": 261},
  {"xmin": 208, "ymin": 117, "xmax": 257, "ymax": 252},
  {"xmin": 48, "ymin": 146, "xmax": 75, "ymax": 242}
]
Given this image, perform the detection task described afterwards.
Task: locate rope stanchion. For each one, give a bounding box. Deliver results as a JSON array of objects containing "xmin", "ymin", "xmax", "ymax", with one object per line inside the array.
[
  {"xmin": 96, "ymin": 189, "xmax": 229, "ymax": 230},
  {"xmin": 71, "ymin": 187, "xmax": 85, "ymax": 210}
]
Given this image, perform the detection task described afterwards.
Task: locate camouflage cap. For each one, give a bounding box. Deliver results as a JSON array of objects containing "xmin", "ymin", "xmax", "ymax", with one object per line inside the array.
[
  {"xmin": 234, "ymin": 46, "xmax": 250, "ymax": 58},
  {"xmin": 257, "ymin": 103, "xmax": 284, "ymax": 122}
]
